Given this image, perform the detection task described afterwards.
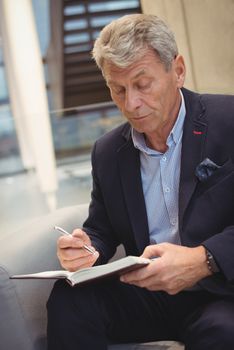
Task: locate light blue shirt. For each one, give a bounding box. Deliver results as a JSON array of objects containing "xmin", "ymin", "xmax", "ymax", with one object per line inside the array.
[{"xmin": 132, "ymin": 91, "xmax": 186, "ymax": 245}]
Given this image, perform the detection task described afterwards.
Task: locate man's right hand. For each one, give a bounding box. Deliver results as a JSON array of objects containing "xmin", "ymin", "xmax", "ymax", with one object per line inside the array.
[{"xmin": 57, "ymin": 228, "xmax": 99, "ymax": 272}]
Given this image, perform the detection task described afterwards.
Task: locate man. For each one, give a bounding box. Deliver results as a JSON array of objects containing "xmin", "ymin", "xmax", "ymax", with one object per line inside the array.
[{"xmin": 47, "ymin": 14, "xmax": 234, "ymax": 350}]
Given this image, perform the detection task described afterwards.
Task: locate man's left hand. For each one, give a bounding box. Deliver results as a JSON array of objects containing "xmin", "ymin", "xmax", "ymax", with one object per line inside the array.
[{"xmin": 120, "ymin": 243, "xmax": 212, "ymax": 294}]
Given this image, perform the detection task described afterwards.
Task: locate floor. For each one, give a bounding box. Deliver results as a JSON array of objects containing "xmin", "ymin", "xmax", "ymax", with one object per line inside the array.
[{"xmin": 0, "ymin": 155, "xmax": 92, "ymax": 236}]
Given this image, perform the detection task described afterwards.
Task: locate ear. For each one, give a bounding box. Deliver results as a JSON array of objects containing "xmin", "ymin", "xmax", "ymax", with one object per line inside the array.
[{"xmin": 174, "ymin": 54, "xmax": 186, "ymax": 88}]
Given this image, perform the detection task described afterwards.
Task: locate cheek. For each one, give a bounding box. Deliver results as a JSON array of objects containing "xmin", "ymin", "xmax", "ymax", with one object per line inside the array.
[
  {"xmin": 142, "ymin": 84, "xmax": 162, "ymax": 105},
  {"xmin": 113, "ymin": 98, "xmax": 124, "ymax": 112},
  {"xmin": 110, "ymin": 91, "xmax": 123, "ymax": 107},
  {"xmin": 143, "ymin": 93, "xmax": 161, "ymax": 110}
]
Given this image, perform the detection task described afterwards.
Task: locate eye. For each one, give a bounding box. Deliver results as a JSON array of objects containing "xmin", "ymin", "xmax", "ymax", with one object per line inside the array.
[
  {"xmin": 137, "ymin": 80, "xmax": 152, "ymax": 91},
  {"xmin": 112, "ymin": 87, "xmax": 125, "ymax": 96}
]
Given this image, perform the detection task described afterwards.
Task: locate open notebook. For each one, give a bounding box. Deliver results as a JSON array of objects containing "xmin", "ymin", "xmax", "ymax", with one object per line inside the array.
[{"xmin": 11, "ymin": 256, "xmax": 151, "ymax": 287}]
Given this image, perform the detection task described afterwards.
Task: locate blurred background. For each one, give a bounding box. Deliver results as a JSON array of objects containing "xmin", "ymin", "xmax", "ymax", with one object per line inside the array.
[{"xmin": 0, "ymin": 0, "xmax": 233, "ymax": 235}]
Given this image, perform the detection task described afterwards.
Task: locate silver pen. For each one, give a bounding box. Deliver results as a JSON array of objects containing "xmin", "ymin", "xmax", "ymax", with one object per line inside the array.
[{"xmin": 54, "ymin": 226, "xmax": 95, "ymax": 254}]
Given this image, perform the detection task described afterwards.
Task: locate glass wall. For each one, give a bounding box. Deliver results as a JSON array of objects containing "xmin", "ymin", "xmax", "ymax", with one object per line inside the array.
[{"xmin": 51, "ymin": 102, "xmax": 123, "ymax": 161}]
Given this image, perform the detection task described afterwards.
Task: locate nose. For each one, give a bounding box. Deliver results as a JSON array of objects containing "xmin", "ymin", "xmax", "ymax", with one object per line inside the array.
[{"xmin": 124, "ymin": 88, "xmax": 142, "ymax": 113}]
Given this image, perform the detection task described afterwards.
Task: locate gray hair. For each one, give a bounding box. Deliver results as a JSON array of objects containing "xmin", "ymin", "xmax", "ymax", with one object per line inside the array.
[{"xmin": 92, "ymin": 14, "xmax": 178, "ymax": 72}]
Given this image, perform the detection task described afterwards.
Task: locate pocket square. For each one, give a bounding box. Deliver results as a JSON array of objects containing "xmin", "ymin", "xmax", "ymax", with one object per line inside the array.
[{"xmin": 195, "ymin": 158, "xmax": 220, "ymax": 182}]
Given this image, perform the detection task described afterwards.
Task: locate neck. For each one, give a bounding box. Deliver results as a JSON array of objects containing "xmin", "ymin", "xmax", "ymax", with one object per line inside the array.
[{"xmin": 145, "ymin": 134, "xmax": 168, "ymax": 153}]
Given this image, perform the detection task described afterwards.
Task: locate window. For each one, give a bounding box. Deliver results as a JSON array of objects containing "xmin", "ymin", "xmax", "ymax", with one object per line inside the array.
[{"xmin": 62, "ymin": 0, "xmax": 142, "ymax": 107}]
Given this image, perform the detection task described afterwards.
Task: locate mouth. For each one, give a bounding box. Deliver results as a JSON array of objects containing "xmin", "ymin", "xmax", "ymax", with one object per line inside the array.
[{"xmin": 131, "ymin": 114, "xmax": 150, "ymax": 121}]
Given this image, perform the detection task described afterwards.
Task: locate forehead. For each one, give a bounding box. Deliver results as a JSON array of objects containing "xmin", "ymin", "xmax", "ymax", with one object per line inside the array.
[{"xmin": 103, "ymin": 50, "xmax": 164, "ymax": 84}]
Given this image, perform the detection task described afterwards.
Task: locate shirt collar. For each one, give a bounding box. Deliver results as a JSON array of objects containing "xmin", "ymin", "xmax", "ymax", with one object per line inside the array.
[{"xmin": 132, "ymin": 89, "xmax": 186, "ymax": 155}]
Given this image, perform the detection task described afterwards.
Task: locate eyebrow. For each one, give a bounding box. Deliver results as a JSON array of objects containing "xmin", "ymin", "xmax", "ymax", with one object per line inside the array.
[
  {"xmin": 107, "ymin": 69, "xmax": 147, "ymax": 86},
  {"xmin": 133, "ymin": 69, "xmax": 146, "ymax": 79}
]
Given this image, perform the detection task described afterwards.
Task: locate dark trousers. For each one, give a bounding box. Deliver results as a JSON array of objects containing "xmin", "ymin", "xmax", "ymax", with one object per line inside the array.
[{"xmin": 47, "ymin": 279, "xmax": 234, "ymax": 350}]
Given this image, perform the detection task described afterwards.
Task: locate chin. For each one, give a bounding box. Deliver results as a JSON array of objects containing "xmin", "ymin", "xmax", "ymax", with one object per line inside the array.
[{"xmin": 134, "ymin": 121, "xmax": 157, "ymax": 135}]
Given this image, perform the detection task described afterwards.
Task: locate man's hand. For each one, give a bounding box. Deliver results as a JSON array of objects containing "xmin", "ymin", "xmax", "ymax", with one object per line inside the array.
[
  {"xmin": 57, "ymin": 229, "xmax": 99, "ymax": 272},
  {"xmin": 120, "ymin": 243, "xmax": 212, "ymax": 294}
]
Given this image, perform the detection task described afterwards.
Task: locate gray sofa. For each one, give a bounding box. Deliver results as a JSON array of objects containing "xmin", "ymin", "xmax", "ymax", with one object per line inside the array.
[{"xmin": 0, "ymin": 203, "xmax": 184, "ymax": 350}]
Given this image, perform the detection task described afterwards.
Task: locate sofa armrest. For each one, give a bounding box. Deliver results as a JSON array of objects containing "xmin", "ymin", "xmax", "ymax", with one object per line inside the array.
[{"xmin": 0, "ymin": 204, "xmax": 88, "ymax": 350}]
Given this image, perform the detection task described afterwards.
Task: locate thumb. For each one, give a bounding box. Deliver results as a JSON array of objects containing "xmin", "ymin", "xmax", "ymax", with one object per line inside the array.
[
  {"xmin": 72, "ymin": 229, "xmax": 91, "ymax": 243},
  {"xmin": 141, "ymin": 244, "xmax": 164, "ymax": 259}
]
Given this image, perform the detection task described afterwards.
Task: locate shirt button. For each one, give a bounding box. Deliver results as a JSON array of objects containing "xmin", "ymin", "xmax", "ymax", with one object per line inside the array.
[
  {"xmin": 171, "ymin": 219, "xmax": 177, "ymax": 226},
  {"xmin": 165, "ymin": 187, "xmax": 170, "ymax": 193},
  {"xmin": 162, "ymin": 156, "xmax": 167, "ymax": 161}
]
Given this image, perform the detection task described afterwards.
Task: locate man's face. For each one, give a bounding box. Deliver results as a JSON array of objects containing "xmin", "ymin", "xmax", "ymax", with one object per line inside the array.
[{"xmin": 103, "ymin": 50, "xmax": 185, "ymax": 138}]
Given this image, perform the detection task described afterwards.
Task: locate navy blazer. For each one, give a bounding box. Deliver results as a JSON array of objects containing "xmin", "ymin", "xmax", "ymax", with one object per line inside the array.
[{"xmin": 83, "ymin": 88, "xmax": 234, "ymax": 296}]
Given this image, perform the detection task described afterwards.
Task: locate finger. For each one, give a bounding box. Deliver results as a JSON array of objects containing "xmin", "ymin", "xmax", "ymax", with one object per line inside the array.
[
  {"xmin": 58, "ymin": 241, "xmax": 99, "ymax": 262},
  {"xmin": 58, "ymin": 234, "xmax": 91, "ymax": 250},
  {"xmin": 61, "ymin": 251, "xmax": 99, "ymax": 272},
  {"xmin": 120, "ymin": 260, "xmax": 157, "ymax": 283},
  {"xmin": 120, "ymin": 265, "xmax": 150, "ymax": 283},
  {"xmin": 141, "ymin": 244, "xmax": 165, "ymax": 259},
  {"xmin": 72, "ymin": 228, "xmax": 90, "ymax": 242},
  {"xmin": 72, "ymin": 229, "xmax": 95, "ymax": 250},
  {"xmin": 121, "ymin": 269, "xmax": 163, "ymax": 291},
  {"xmin": 57, "ymin": 234, "xmax": 76, "ymax": 249},
  {"xmin": 58, "ymin": 246, "xmax": 86, "ymax": 260}
]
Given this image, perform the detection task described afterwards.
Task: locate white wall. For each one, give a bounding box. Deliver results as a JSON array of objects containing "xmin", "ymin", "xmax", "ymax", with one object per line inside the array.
[{"xmin": 141, "ymin": 0, "xmax": 234, "ymax": 94}]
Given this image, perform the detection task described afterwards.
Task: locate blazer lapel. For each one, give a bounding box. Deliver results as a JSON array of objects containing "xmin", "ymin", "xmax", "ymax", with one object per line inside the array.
[
  {"xmin": 117, "ymin": 128, "xmax": 150, "ymax": 254},
  {"xmin": 179, "ymin": 89, "xmax": 208, "ymax": 231}
]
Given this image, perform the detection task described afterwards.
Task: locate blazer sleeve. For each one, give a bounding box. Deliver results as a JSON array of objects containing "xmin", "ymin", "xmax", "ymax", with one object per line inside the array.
[
  {"xmin": 202, "ymin": 225, "xmax": 234, "ymax": 283},
  {"xmin": 82, "ymin": 141, "xmax": 121, "ymax": 264}
]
